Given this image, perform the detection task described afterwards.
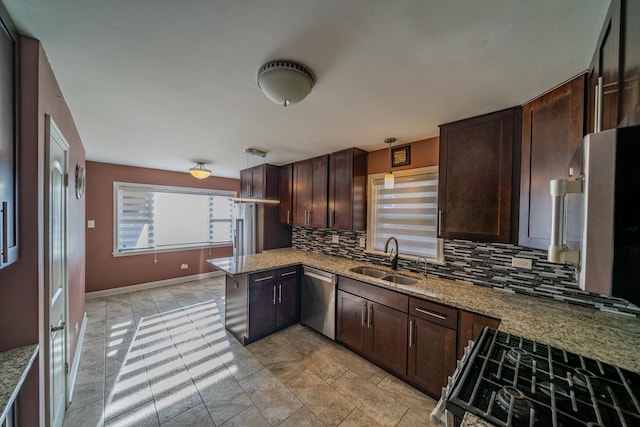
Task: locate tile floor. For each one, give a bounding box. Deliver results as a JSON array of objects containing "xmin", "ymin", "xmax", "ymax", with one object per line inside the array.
[{"xmin": 63, "ymin": 275, "xmax": 438, "ymax": 426}]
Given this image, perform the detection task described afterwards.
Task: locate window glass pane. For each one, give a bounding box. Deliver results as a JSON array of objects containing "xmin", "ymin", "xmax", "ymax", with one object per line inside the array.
[
  {"xmin": 115, "ymin": 182, "xmax": 234, "ymax": 253},
  {"xmin": 155, "ymin": 193, "xmax": 210, "ymax": 247}
]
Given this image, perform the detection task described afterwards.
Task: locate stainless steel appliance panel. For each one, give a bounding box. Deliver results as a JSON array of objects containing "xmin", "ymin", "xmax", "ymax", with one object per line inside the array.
[{"xmin": 301, "ymin": 267, "xmax": 336, "ymax": 340}]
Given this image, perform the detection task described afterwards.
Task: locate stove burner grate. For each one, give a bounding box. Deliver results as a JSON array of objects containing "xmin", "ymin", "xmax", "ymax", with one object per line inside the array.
[
  {"xmin": 495, "ymin": 386, "xmax": 533, "ymax": 418},
  {"xmin": 505, "ymin": 347, "xmax": 535, "ymax": 368}
]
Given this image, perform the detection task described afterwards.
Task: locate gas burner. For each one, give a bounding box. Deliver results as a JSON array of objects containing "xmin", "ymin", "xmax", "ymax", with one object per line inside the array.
[
  {"xmin": 539, "ymin": 381, "xmax": 569, "ymax": 400},
  {"xmin": 505, "ymin": 347, "xmax": 534, "ymax": 368},
  {"xmin": 572, "ymin": 368, "xmax": 598, "ymax": 389},
  {"xmin": 495, "ymin": 386, "xmax": 533, "ymax": 418}
]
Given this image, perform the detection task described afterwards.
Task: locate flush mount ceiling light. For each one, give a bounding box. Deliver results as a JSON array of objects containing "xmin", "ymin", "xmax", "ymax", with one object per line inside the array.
[
  {"xmin": 257, "ymin": 60, "xmax": 314, "ymax": 107},
  {"xmin": 189, "ymin": 162, "xmax": 212, "ymax": 179},
  {"xmin": 384, "ymin": 137, "xmax": 397, "ymax": 189}
]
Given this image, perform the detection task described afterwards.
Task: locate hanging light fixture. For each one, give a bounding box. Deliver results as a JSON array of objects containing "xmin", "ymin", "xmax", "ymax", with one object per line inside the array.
[
  {"xmin": 384, "ymin": 137, "xmax": 396, "ymax": 189},
  {"xmin": 257, "ymin": 60, "xmax": 314, "ymax": 107},
  {"xmin": 189, "ymin": 162, "xmax": 212, "ymax": 179}
]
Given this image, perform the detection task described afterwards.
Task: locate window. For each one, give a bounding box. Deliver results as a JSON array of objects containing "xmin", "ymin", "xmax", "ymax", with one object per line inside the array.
[
  {"xmin": 367, "ymin": 167, "xmax": 443, "ymax": 263},
  {"xmin": 114, "ymin": 182, "xmax": 235, "ymax": 255}
]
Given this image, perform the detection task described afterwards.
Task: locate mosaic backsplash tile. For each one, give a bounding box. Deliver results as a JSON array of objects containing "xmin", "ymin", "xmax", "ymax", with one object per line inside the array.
[{"xmin": 292, "ymin": 227, "xmax": 640, "ymax": 316}]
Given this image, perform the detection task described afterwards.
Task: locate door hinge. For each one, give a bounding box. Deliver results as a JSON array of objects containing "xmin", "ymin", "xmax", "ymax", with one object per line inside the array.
[{"xmin": 65, "ymin": 362, "xmax": 69, "ymax": 376}]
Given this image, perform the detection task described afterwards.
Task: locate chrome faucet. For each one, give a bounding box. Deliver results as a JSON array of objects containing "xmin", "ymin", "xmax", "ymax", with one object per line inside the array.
[
  {"xmin": 416, "ymin": 256, "xmax": 428, "ymax": 275},
  {"xmin": 384, "ymin": 237, "xmax": 399, "ymax": 270}
]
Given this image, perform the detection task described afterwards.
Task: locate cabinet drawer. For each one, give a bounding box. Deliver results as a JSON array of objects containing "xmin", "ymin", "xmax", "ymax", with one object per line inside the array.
[
  {"xmin": 277, "ymin": 266, "xmax": 299, "ymax": 279},
  {"xmin": 338, "ymin": 276, "xmax": 408, "ymax": 312},
  {"xmin": 249, "ymin": 270, "xmax": 277, "ymax": 287},
  {"xmin": 409, "ymin": 298, "xmax": 457, "ymax": 330}
]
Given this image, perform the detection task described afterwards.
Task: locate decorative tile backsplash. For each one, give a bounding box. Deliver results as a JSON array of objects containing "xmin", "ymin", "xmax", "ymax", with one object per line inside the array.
[{"xmin": 292, "ymin": 227, "xmax": 640, "ymax": 316}]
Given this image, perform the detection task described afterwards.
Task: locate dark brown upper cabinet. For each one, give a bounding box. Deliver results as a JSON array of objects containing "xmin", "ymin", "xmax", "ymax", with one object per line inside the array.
[
  {"xmin": 519, "ymin": 75, "xmax": 586, "ymax": 250},
  {"xmin": 0, "ymin": 5, "xmax": 19, "ymax": 269},
  {"xmin": 292, "ymin": 155, "xmax": 328, "ymax": 228},
  {"xmin": 438, "ymin": 107, "xmax": 522, "ymax": 244},
  {"xmin": 328, "ymin": 148, "xmax": 367, "ymax": 231},
  {"xmin": 588, "ymin": 0, "xmax": 640, "ymax": 131},
  {"xmin": 278, "ymin": 163, "xmax": 293, "ymax": 225},
  {"xmin": 239, "ymin": 164, "xmax": 279, "ymax": 200}
]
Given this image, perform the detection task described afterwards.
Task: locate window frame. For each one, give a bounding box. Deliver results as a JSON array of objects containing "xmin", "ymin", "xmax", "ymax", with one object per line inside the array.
[
  {"xmin": 112, "ymin": 181, "xmax": 236, "ymax": 256},
  {"xmin": 366, "ymin": 166, "xmax": 444, "ymax": 264}
]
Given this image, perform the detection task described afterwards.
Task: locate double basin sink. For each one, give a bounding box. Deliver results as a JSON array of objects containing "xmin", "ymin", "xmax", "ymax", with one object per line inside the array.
[{"xmin": 349, "ymin": 266, "xmax": 420, "ymax": 286}]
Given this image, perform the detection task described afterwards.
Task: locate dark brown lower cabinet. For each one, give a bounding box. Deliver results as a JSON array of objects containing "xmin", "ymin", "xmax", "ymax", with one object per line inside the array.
[
  {"xmin": 336, "ymin": 277, "xmax": 408, "ymax": 377},
  {"xmin": 457, "ymin": 309, "xmax": 501, "ymax": 360},
  {"xmin": 406, "ymin": 298, "xmax": 458, "ymax": 398},
  {"xmin": 225, "ymin": 266, "xmax": 300, "ymax": 344}
]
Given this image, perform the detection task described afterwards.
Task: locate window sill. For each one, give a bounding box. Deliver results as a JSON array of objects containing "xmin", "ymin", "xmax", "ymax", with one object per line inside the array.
[{"xmin": 113, "ymin": 243, "xmax": 232, "ymax": 257}]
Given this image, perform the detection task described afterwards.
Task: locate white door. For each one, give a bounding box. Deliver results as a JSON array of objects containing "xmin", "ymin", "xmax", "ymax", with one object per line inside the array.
[{"xmin": 47, "ymin": 116, "xmax": 69, "ymax": 427}]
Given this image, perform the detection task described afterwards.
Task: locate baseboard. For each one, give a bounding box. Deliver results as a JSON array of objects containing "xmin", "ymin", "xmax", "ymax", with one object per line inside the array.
[
  {"xmin": 85, "ymin": 271, "xmax": 224, "ymax": 299},
  {"xmin": 67, "ymin": 312, "xmax": 87, "ymax": 403}
]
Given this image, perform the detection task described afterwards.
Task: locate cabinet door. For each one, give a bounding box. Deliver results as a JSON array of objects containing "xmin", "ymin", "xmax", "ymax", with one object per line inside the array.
[
  {"xmin": 0, "ymin": 9, "xmax": 18, "ymax": 269},
  {"xmin": 329, "ymin": 148, "xmax": 367, "ymax": 231},
  {"xmin": 407, "ymin": 316, "xmax": 457, "ymax": 398},
  {"xmin": 275, "ymin": 269, "xmax": 300, "ymax": 329},
  {"xmin": 309, "ymin": 155, "xmax": 328, "ymax": 228},
  {"xmin": 599, "ymin": 9, "xmax": 620, "ymax": 131},
  {"xmin": 367, "ymin": 301, "xmax": 408, "ymax": 377},
  {"xmin": 336, "ymin": 290, "xmax": 367, "ymax": 353},
  {"xmin": 248, "ymin": 283, "xmax": 275, "ymax": 340},
  {"xmin": 621, "ymin": 0, "xmax": 640, "ymax": 127},
  {"xmin": 519, "ymin": 75, "xmax": 585, "ymax": 250},
  {"xmin": 457, "ymin": 310, "xmax": 500, "ymax": 360},
  {"xmin": 438, "ymin": 108, "xmax": 520, "ymax": 243},
  {"xmin": 292, "ymin": 160, "xmax": 311, "ymax": 226},
  {"xmin": 279, "ymin": 164, "xmax": 293, "ymax": 225}
]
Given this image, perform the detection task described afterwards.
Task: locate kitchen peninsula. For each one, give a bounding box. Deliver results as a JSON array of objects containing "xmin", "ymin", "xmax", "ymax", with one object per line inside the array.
[{"xmin": 208, "ymin": 248, "xmax": 640, "ymax": 373}]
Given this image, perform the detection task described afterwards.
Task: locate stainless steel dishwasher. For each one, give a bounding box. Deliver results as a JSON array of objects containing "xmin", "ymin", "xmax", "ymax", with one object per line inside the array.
[{"xmin": 301, "ymin": 266, "xmax": 337, "ymax": 340}]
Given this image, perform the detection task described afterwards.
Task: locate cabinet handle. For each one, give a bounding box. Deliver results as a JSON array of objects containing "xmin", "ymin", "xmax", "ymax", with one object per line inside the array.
[
  {"xmin": 367, "ymin": 303, "xmax": 372, "ymax": 328},
  {"xmin": 287, "ymin": 209, "xmax": 291, "ymax": 225},
  {"xmin": 361, "ymin": 301, "xmax": 366, "ymax": 326},
  {"xmin": 1, "ymin": 202, "xmax": 7, "ymax": 264},
  {"xmin": 272, "ymin": 285, "xmax": 277, "ymax": 305},
  {"xmin": 409, "ymin": 319, "xmax": 414, "ymax": 348},
  {"xmin": 280, "ymin": 271, "xmax": 296, "ymax": 277},
  {"xmin": 254, "ymin": 275, "xmax": 274, "ymax": 282},
  {"xmin": 278, "ymin": 284, "xmax": 282, "ymax": 303},
  {"xmin": 415, "ymin": 307, "xmax": 446, "ymax": 320},
  {"xmin": 438, "ymin": 210, "xmax": 443, "ymax": 236}
]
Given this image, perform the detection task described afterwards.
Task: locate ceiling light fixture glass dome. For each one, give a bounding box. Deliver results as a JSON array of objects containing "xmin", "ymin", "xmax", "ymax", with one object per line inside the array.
[
  {"xmin": 257, "ymin": 60, "xmax": 314, "ymax": 107},
  {"xmin": 189, "ymin": 162, "xmax": 212, "ymax": 179}
]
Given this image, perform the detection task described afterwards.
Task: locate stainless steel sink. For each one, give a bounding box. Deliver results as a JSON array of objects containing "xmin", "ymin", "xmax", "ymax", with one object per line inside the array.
[
  {"xmin": 380, "ymin": 274, "xmax": 420, "ymax": 286},
  {"xmin": 349, "ymin": 266, "xmax": 387, "ymax": 279}
]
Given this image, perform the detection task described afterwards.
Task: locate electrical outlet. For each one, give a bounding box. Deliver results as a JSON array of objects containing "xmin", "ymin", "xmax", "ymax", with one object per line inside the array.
[
  {"xmin": 180, "ymin": 263, "xmax": 188, "ymax": 270},
  {"xmin": 511, "ymin": 257, "xmax": 532, "ymax": 269},
  {"xmin": 359, "ymin": 236, "xmax": 366, "ymax": 248},
  {"xmin": 87, "ymin": 219, "xmax": 95, "ymax": 228},
  {"xmin": 331, "ymin": 234, "xmax": 339, "ymax": 244}
]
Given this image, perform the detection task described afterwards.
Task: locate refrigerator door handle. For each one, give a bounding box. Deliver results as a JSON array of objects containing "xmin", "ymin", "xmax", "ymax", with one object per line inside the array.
[{"xmin": 235, "ymin": 218, "xmax": 244, "ymax": 256}]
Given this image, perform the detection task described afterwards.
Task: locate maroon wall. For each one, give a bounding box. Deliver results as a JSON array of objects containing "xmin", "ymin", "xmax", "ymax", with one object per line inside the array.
[
  {"xmin": 0, "ymin": 37, "xmax": 86, "ymax": 426},
  {"xmin": 85, "ymin": 161, "xmax": 239, "ymax": 293}
]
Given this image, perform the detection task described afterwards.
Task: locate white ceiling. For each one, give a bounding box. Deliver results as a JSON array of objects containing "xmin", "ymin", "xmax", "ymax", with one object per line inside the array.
[{"xmin": 4, "ymin": 0, "xmax": 608, "ymax": 178}]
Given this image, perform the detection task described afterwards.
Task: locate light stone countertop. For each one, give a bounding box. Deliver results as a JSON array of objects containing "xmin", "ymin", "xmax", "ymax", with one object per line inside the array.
[
  {"xmin": 208, "ymin": 248, "xmax": 640, "ymax": 373},
  {"xmin": 0, "ymin": 344, "xmax": 39, "ymax": 424}
]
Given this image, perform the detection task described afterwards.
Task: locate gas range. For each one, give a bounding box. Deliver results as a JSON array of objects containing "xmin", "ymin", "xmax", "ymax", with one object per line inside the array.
[{"xmin": 443, "ymin": 327, "xmax": 640, "ymax": 427}]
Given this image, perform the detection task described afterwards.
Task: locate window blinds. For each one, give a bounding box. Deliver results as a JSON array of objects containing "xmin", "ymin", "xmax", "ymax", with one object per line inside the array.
[{"xmin": 370, "ymin": 171, "xmax": 439, "ymax": 259}]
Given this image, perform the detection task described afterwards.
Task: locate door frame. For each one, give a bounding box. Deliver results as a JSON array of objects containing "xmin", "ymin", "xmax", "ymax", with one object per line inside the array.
[{"xmin": 44, "ymin": 114, "xmax": 70, "ymax": 426}]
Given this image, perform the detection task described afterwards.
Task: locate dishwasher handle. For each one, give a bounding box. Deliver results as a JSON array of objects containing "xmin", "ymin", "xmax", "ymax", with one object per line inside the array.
[{"xmin": 303, "ymin": 270, "xmax": 334, "ymax": 283}]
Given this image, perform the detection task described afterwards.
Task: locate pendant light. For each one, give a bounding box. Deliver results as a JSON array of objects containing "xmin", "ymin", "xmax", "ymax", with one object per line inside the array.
[
  {"xmin": 384, "ymin": 138, "xmax": 396, "ymax": 189},
  {"xmin": 189, "ymin": 162, "xmax": 212, "ymax": 179}
]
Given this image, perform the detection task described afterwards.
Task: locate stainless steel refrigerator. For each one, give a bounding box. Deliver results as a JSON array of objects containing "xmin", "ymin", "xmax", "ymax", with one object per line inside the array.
[
  {"xmin": 232, "ymin": 201, "xmax": 291, "ymax": 256},
  {"xmin": 548, "ymin": 125, "xmax": 640, "ymax": 307}
]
